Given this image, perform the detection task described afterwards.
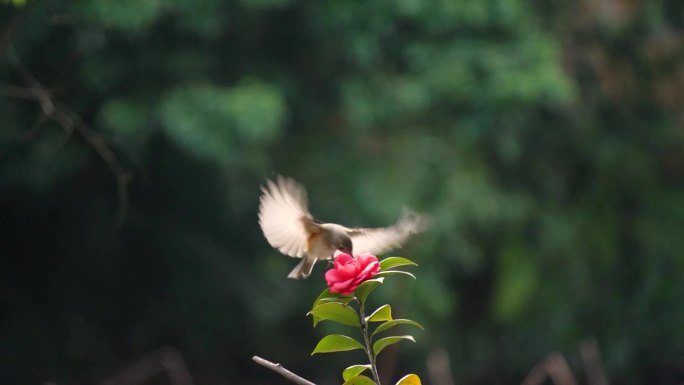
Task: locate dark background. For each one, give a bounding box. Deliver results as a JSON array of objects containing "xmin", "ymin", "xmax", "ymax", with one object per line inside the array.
[{"xmin": 1, "ymin": 0, "xmax": 683, "ymax": 384}]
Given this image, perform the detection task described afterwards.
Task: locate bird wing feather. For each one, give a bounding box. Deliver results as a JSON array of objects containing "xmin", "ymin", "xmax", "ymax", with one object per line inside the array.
[
  {"xmin": 258, "ymin": 176, "xmax": 315, "ymax": 258},
  {"xmin": 347, "ymin": 210, "xmax": 429, "ymax": 256}
]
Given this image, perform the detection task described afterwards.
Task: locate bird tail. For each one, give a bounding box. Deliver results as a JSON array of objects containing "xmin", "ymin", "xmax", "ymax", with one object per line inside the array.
[{"xmin": 288, "ymin": 257, "xmax": 317, "ymax": 279}]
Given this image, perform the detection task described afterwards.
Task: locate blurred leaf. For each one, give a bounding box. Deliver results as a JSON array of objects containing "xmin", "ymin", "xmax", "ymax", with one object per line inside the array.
[
  {"xmin": 366, "ymin": 304, "xmax": 392, "ymax": 322},
  {"xmin": 159, "ymin": 83, "xmax": 236, "ymax": 163},
  {"xmin": 237, "ymin": 0, "xmax": 291, "ymax": 10},
  {"xmin": 396, "ymin": 374, "xmax": 422, "ymax": 385},
  {"xmin": 159, "ymin": 81, "xmax": 285, "ymax": 165},
  {"xmin": 355, "ymin": 278, "xmax": 384, "ymax": 303},
  {"xmin": 79, "ymin": 0, "xmax": 164, "ymax": 31},
  {"xmin": 491, "ymin": 242, "xmax": 538, "ymax": 321},
  {"xmin": 98, "ymin": 98, "xmax": 150, "ymax": 143},
  {"xmin": 343, "ymin": 375, "xmax": 377, "ymax": 385},
  {"xmin": 312, "ymin": 335, "xmax": 365, "ymax": 355},
  {"xmin": 379, "ymin": 257, "xmax": 418, "ymax": 271},
  {"xmin": 342, "ymin": 364, "xmax": 372, "ymax": 381},
  {"xmin": 171, "ymin": 0, "xmax": 225, "ymax": 38},
  {"xmin": 225, "ymin": 81, "xmax": 287, "ymax": 145},
  {"xmin": 308, "ymin": 302, "xmax": 359, "ymax": 327},
  {"xmin": 372, "ymin": 335, "xmax": 415, "ymax": 357},
  {"xmin": 372, "ymin": 319, "xmax": 423, "ymax": 337}
]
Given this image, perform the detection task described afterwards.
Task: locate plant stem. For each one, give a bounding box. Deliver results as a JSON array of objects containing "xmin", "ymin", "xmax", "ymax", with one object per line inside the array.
[{"xmin": 358, "ymin": 300, "xmax": 381, "ymax": 385}]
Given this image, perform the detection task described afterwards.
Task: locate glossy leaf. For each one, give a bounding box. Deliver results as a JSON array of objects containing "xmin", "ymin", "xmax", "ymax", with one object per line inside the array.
[
  {"xmin": 379, "ymin": 257, "xmax": 418, "ymax": 271},
  {"xmin": 372, "ymin": 335, "xmax": 415, "ymax": 357},
  {"xmin": 374, "ymin": 270, "xmax": 416, "ymax": 280},
  {"xmin": 396, "ymin": 374, "xmax": 422, "ymax": 385},
  {"xmin": 311, "ymin": 288, "xmax": 336, "ymax": 326},
  {"xmin": 312, "ymin": 288, "xmax": 337, "ymax": 308},
  {"xmin": 354, "ymin": 278, "xmax": 384, "ymax": 303},
  {"xmin": 342, "ymin": 364, "xmax": 372, "ymax": 381},
  {"xmin": 311, "ymin": 334, "xmax": 365, "ymax": 355},
  {"xmin": 372, "ymin": 319, "xmax": 424, "ymax": 337},
  {"xmin": 308, "ymin": 302, "xmax": 359, "ymax": 327},
  {"xmin": 342, "ymin": 375, "xmax": 377, "ymax": 385},
  {"xmin": 366, "ymin": 304, "xmax": 392, "ymax": 322},
  {"xmin": 320, "ymin": 296, "xmax": 353, "ymax": 305}
]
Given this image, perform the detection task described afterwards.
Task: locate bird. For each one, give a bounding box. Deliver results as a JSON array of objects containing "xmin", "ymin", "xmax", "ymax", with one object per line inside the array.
[{"xmin": 258, "ymin": 175, "xmax": 428, "ymax": 279}]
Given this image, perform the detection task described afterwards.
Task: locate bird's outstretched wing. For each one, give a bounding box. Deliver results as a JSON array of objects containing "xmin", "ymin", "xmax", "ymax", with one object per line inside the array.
[
  {"xmin": 258, "ymin": 176, "xmax": 314, "ymax": 258},
  {"xmin": 347, "ymin": 210, "xmax": 429, "ymax": 256}
]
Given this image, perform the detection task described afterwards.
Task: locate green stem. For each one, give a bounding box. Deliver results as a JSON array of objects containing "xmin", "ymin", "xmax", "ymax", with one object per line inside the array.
[{"xmin": 358, "ymin": 299, "xmax": 381, "ymax": 385}]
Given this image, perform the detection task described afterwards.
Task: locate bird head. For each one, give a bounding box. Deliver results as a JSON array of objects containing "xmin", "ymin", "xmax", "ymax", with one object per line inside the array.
[{"xmin": 335, "ymin": 234, "xmax": 353, "ymax": 255}]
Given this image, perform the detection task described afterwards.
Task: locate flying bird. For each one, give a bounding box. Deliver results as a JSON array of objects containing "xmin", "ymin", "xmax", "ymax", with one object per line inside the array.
[{"xmin": 258, "ymin": 175, "xmax": 428, "ymax": 279}]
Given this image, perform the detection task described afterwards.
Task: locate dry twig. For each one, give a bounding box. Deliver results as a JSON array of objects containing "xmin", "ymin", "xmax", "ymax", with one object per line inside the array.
[
  {"xmin": 100, "ymin": 347, "xmax": 194, "ymax": 385},
  {"xmin": 252, "ymin": 355, "xmax": 317, "ymax": 385}
]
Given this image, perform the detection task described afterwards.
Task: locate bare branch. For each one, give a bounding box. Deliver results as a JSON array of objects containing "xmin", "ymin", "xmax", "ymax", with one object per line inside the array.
[
  {"xmin": 0, "ymin": 84, "xmax": 45, "ymax": 100},
  {"xmin": 252, "ymin": 356, "xmax": 317, "ymax": 385},
  {"xmin": 546, "ymin": 353, "xmax": 579, "ymax": 385},
  {"xmin": 579, "ymin": 338, "xmax": 610, "ymax": 385},
  {"xmin": 53, "ymin": 99, "xmax": 131, "ymax": 225},
  {"xmin": 520, "ymin": 361, "xmax": 548, "ymax": 385},
  {"xmin": 1, "ymin": 47, "xmax": 132, "ymax": 226},
  {"xmin": 427, "ymin": 348, "xmax": 455, "ymax": 385},
  {"xmin": 0, "ymin": 11, "xmax": 21, "ymax": 58},
  {"xmin": 521, "ymin": 352, "xmax": 579, "ymax": 385},
  {"xmin": 100, "ymin": 347, "xmax": 194, "ymax": 385}
]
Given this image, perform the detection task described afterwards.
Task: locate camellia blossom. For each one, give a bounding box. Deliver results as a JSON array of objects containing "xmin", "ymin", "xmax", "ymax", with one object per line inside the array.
[{"xmin": 325, "ymin": 253, "xmax": 380, "ymax": 295}]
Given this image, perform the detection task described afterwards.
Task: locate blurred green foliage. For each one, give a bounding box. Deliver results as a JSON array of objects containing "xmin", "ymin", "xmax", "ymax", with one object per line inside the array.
[{"xmin": 1, "ymin": 0, "xmax": 684, "ymax": 385}]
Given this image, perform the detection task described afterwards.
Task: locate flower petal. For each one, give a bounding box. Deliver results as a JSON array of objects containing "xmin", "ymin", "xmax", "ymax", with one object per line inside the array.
[
  {"xmin": 330, "ymin": 278, "xmax": 355, "ymax": 293},
  {"xmin": 359, "ymin": 260, "xmax": 379, "ymax": 277},
  {"xmin": 325, "ymin": 252, "xmax": 380, "ymax": 296},
  {"xmin": 325, "ymin": 269, "xmax": 342, "ymax": 282},
  {"xmin": 334, "ymin": 253, "xmax": 354, "ymax": 269}
]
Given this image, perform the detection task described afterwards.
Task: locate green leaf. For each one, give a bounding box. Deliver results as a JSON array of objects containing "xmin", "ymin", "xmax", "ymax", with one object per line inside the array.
[
  {"xmin": 342, "ymin": 365, "xmax": 372, "ymax": 381},
  {"xmin": 311, "ymin": 288, "xmax": 334, "ymax": 325},
  {"xmin": 320, "ymin": 296, "xmax": 354, "ymax": 305},
  {"xmin": 312, "ymin": 288, "xmax": 339, "ymax": 308},
  {"xmin": 311, "ymin": 334, "xmax": 365, "ymax": 355},
  {"xmin": 396, "ymin": 374, "xmax": 422, "ymax": 385},
  {"xmin": 342, "ymin": 375, "xmax": 377, "ymax": 385},
  {"xmin": 366, "ymin": 304, "xmax": 392, "ymax": 322},
  {"xmin": 354, "ymin": 278, "xmax": 384, "ymax": 303},
  {"xmin": 372, "ymin": 319, "xmax": 424, "ymax": 337},
  {"xmin": 308, "ymin": 302, "xmax": 360, "ymax": 327},
  {"xmin": 372, "ymin": 335, "xmax": 415, "ymax": 357},
  {"xmin": 311, "ymin": 289, "xmax": 353, "ymax": 325},
  {"xmin": 374, "ymin": 270, "xmax": 416, "ymax": 280},
  {"xmin": 379, "ymin": 257, "xmax": 418, "ymax": 271}
]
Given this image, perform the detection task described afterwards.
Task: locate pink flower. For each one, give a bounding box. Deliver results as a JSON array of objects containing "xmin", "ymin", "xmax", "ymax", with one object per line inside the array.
[{"xmin": 325, "ymin": 253, "xmax": 380, "ymax": 295}]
